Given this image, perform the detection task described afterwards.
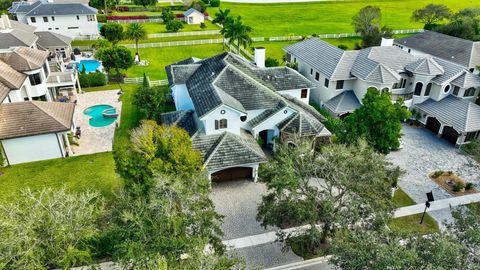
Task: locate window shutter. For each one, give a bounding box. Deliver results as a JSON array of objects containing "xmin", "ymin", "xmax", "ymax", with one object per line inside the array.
[{"xmin": 215, "ymin": 120, "xmax": 219, "ymax": 130}]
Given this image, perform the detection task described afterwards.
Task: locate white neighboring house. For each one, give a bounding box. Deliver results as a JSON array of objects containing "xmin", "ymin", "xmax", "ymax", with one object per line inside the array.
[
  {"xmin": 284, "ymin": 36, "xmax": 480, "ymax": 146},
  {"xmin": 0, "ymin": 46, "xmax": 79, "ymax": 165},
  {"xmin": 183, "ymin": 8, "xmax": 204, "ymax": 25},
  {"xmin": 161, "ymin": 51, "xmax": 331, "ymax": 182},
  {"xmin": 9, "ymin": 0, "xmax": 99, "ymax": 39}
]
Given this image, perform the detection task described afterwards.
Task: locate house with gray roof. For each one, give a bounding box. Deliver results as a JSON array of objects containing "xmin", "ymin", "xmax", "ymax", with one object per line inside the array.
[
  {"xmin": 161, "ymin": 52, "xmax": 331, "ymax": 181},
  {"xmin": 183, "ymin": 8, "xmax": 205, "ymax": 24},
  {"xmin": 9, "ymin": 0, "xmax": 98, "ymax": 39},
  {"xmin": 284, "ymin": 37, "xmax": 480, "ymax": 145}
]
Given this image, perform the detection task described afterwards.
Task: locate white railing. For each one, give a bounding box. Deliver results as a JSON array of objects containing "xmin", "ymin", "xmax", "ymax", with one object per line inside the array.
[
  {"xmin": 150, "ymin": 79, "xmax": 169, "ymax": 86},
  {"xmin": 46, "ymin": 72, "xmax": 76, "ymax": 85},
  {"xmin": 123, "ymin": 76, "xmax": 168, "ymax": 86},
  {"xmin": 268, "ymin": 35, "xmax": 304, "ymax": 41},
  {"xmin": 127, "ymin": 39, "xmax": 224, "ymax": 48},
  {"xmin": 148, "ymin": 30, "xmax": 220, "ymax": 38}
]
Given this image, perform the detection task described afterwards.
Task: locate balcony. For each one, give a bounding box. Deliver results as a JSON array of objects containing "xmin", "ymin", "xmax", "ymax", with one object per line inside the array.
[
  {"xmin": 391, "ymin": 92, "xmax": 413, "ymax": 101},
  {"xmin": 46, "ymin": 72, "xmax": 76, "ymax": 87}
]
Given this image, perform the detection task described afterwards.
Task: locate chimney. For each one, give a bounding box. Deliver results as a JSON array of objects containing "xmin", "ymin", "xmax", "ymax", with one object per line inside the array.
[
  {"xmin": 380, "ymin": 37, "xmax": 394, "ymax": 47},
  {"xmin": 254, "ymin": 47, "xmax": 266, "ymax": 68},
  {"xmin": 0, "ymin": 14, "xmax": 10, "ymax": 30}
]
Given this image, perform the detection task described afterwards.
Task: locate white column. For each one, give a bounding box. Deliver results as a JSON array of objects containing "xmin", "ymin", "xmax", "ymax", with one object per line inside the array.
[
  {"xmin": 438, "ymin": 124, "xmax": 445, "ymax": 137},
  {"xmin": 63, "ymin": 133, "xmax": 73, "ymax": 156},
  {"xmin": 253, "ymin": 165, "xmax": 259, "ymax": 183}
]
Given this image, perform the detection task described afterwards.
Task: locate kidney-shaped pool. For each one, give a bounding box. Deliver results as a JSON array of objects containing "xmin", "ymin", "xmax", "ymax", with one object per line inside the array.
[{"xmin": 83, "ymin": 104, "xmax": 117, "ymax": 127}]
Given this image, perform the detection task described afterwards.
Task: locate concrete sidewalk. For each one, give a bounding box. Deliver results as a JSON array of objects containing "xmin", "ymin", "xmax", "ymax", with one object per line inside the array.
[
  {"xmin": 394, "ymin": 193, "xmax": 480, "ymax": 218},
  {"xmin": 265, "ymin": 256, "xmax": 333, "ymax": 270}
]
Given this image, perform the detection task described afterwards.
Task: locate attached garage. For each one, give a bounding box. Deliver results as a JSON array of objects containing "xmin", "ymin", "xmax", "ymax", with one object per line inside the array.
[
  {"xmin": 441, "ymin": 126, "xmax": 459, "ymax": 145},
  {"xmin": 426, "ymin": 117, "xmax": 441, "ymax": 134},
  {"xmin": 211, "ymin": 167, "xmax": 253, "ymax": 182}
]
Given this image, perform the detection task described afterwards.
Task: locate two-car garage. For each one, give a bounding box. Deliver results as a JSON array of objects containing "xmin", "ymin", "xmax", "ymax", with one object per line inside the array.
[
  {"xmin": 425, "ymin": 117, "xmax": 459, "ymax": 145},
  {"xmin": 211, "ymin": 167, "xmax": 254, "ymax": 182}
]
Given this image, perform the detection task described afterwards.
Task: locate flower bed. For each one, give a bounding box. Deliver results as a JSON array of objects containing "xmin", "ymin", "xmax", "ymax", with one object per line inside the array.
[
  {"xmin": 430, "ymin": 171, "xmax": 477, "ymax": 196},
  {"xmin": 107, "ymin": 15, "xmax": 149, "ymax": 20}
]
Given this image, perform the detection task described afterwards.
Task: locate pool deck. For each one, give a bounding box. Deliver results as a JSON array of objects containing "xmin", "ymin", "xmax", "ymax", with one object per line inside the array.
[{"xmin": 71, "ymin": 90, "xmax": 122, "ymax": 156}]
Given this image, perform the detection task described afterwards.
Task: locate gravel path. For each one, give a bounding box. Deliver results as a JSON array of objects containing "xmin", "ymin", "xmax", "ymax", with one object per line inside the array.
[{"xmin": 388, "ymin": 125, "xmax": 480, "ymax": 227}]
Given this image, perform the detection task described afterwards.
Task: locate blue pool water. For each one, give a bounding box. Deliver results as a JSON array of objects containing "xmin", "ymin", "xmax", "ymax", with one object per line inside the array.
[
  {"xmin": 79, "ymin": 60, "xmax": 101, "ymax": 73},
  {"xmin": 83, "ymin": 105, "xmax": 116, "ymax": 127}
]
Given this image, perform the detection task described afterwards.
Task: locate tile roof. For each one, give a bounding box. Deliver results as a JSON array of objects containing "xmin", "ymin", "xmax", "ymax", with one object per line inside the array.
[
  {"xmin": 415, "ymin": 96, "xmax": 480, "ymax": 133},
  {"xmin": 430, "ymin": 58, "xmax": 466, "ymax": 85},
  {"xmin": 395, "ymin": 31, "xmax": 480, "ymax": 68},
  {"xmin": 405, "ymin": 57, "xmax": 444, "ymax": 76},
  {"xmin": 0, "ymin": 58, "xmax": 27, "ymax": 90},
  {"xmin": 451, "ymin": 71, "xmax": 480, "ymax": 89},
  {"xmin": 166, "ymin": 57, "xmax": 201, "ymax": 85},
  {"xmin": 0, "ymin": 29, "xmax": 38, "ymax": 49},
  {"xmin": 9, "ymin": 1, "xmax": 41, "ymax": 13},
  {"xmin": 323, "ymin": 90, "xmax": 361, "ymax": 115},
  {"xmin": 23, "ymin": 3, "xmax": 97, "ymax": 16},
  {"xmin": 0, "ymin": 101, "xmax": 75, "ymax": 139},
  {"xmin": 192, "ymin": 129, "xmax": 267, "ymax": 171},
  {"xmin": 159, "ymin": 110, "xmax": 198, "ymax": 136},
  {"xmin": 247, "ymin": 101, "xmax": 287, "ymax": 128},
  {"xmin": 35, "ymin": 31, "xmax": 72, "ymax": 47},
  {"xmin": 0, "ymin": 47, "xmax": 49, "ymax": 71}
]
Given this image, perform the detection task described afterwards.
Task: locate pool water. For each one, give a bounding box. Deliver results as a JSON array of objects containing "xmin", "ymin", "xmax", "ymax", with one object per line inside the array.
[
  {"xmin": 79, "ymin": 60, "xmax": 101, "ymax": 73},
  {"xmin": 83, "ymin": 105, "xmax": 116, "ymax": 127}
]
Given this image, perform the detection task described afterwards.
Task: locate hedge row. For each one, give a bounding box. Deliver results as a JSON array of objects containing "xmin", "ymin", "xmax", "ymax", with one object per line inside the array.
[
  {"xmin": 79, "ymin": 72, "xmax": 107, "ymax": 88},
  {"xmin": 115, "ymin": 5, "xmax": 187, "ymax": 12}
]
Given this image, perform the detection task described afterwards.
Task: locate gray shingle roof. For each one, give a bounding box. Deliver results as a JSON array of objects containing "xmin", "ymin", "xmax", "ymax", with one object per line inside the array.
[
  {"xmin": 323, "ymin": 90, "xmax": 361, "ymax": 115},
  {"xmin": 247, "ymin": 102, "xmax": 287, "ymax": 128},
  {"xmin": 160, "ymin": 110, "xmax": 198, "ymax": 136},
  {"xmin": 405, "ymin": 58, "xmax": 444, "ymax": 76},
  {"xmin": 430, "ymin": 58, "xmax": 466, "ymax": 85},
  {"xmin": 9, "ymin": 1, "xmax": 41, "ymax": 13},
  {"xmin": 192, "ymin": 130, "xmax": 267, "ymax": 171},
  {"xmin": 395, "ymin": 31, "xmax": 480, "ymax": 69},
  {"xmin": 184, "ymin": 8, "xmax": 203, "ymax": 16},
  {"xmin": 35, "ymin": 31, "xmax": 72, "ymax": 47},
  {"xmin": 451, "ymin": 72, "xmax": 480, "ymax": 89},
  {"xmin": 24, "ymin": 3, "xmax": 97, "ymax": 16},
  {"xmin": 0, "ymin": 29, "xmax": 38, "ymax": 49},
  {"xmin": 415, "ymin": 96, "xmax": 480, "ymax": 133},
  {"xmin": 166, "ymin": 57, "xmax": 201, "ymax": 85},
  {"xmin": 0, "ymin": 101, "xmax": 75, "ymax": 139}
]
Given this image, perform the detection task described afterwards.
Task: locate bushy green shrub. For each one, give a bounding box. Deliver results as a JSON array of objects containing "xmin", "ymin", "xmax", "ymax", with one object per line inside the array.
[
  {"xmin": 166, "ymin": 20, "xmax": 184, "ymax": 32},
  {"xmin": 432, "ymin": 170, "xmax": 444, "ymax": 178},
  {"xmin": 265, "ymin": 57, "xmax": 280, "ymax": 67},
  {"xmin": 210, "ymin": 0, "xmax": 220, "ymax": 7},
  {"xmin": 337, "ymin": 44, "xmax": 348, "ymax": 50},
  {"xmin": 452, "ymin": 183, "xmax": 465, "ymax": 192},
  {"xmin": 79, "ymin": 72, "xmax": 107, "ymax": 88},
  {"xmin": 465, "ymin": 182, "xmax": 474, "ymax": 190},
  {"xmin": 96, "ymin": 14, "xmax": 107, "ymax": 23}
]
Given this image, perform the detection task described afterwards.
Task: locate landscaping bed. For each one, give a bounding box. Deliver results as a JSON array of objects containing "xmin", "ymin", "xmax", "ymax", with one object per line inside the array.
[{"xmin": 430, "ymin": 170, "xmax": 477, "ymax": 196}]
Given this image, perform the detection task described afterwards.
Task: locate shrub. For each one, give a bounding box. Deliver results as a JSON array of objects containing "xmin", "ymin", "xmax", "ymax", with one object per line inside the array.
[
  {"xmin": 337, "ymin": 44, "xmax": 348, "ymax": 50},
  {"xmin": 286, "ymin": 62, "xmax": 298, "ymax": 70},
  {"xmin": 265, "ymin": 57, "xmax": 280, "ymax": 67},
  {"xmin": 466, "ymin": 182, "xmax": 474, "ymax": 190},
  {"xmin": 210, "ymin": 0, "xmax": 220, "ymax": 7},
  {"xmin": 452, "ymin": 183, "xmax": 465, "ymax": 192},
  {"xmin": 431, "ymin": 170, "xmax": 444, "ymax": 178},
  {"xmin": 166, "ymin": 20, "xmax": 184, "ymax": 32},
  {"xmin": 96, "ymin": 14, "xmax": 107, "ymax": 23},
  {"xmin": 79, "ymin": 72, "xmax": 107, "ymax": 88},
  {"xmin": 200, "ymin": 22, "xmax": 206, "ymax": 30}
]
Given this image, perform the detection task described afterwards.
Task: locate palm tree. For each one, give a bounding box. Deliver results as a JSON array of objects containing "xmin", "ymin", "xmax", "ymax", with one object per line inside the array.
[
  {"xmin": 125, "ymin": 22, "xmax": 147, "ymax": 60},
  {"xmin": 213, "ymin": 9, "xmax": 231, "ymax": 50},
  {"xmin": 223, "ymin": 16, "xmax": 252, "ymax": 54}
]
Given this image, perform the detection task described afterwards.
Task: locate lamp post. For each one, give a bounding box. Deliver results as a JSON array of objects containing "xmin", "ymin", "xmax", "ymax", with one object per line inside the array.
[{"xmin": 420, "ymin": 191, "xmax": 435, "ymax": 224}]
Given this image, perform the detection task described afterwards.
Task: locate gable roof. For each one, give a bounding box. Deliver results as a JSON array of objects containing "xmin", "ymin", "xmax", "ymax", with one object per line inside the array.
[
  {"xmin": 395, "ymin": 31, "xmax": 480, "ymax": 69},
  {"xmin": 184, "ymin": 8, "xmax": 203, "ymax": 17},
  {"xmin": 0, "ymin": 101, "xmax": 75, "ymax": 139},
  {"xmin": 0, "ymin": 47, "xmax": 49, "ymax": 72},
  {"xmin": 192, "ymin": 129, "xmax": 267, "ymax": 170},
  {"xmin": 415, "ymin": 96, "xmax": 480, "ymax": 133},
  {"xmin": 405, "ymin": 57, "xmax": 444, "ymax": 76},
  {"xmin": 451, "ymin": 71, "xmax": 480, "ymax": 89},
  {"xmin": 323, "ymin": 90, "xmax": 361, "ymax": 115},
  {"xmin": 160, "ymin": 110, "xmax": 198, "ymax": 136},
  {"xmin": 23, "ymin": 3, "xmax": 97, "ymax": 16},
  {"xmin": 35, "ymin": 31, "xmax": 72, "ymax": 48}
]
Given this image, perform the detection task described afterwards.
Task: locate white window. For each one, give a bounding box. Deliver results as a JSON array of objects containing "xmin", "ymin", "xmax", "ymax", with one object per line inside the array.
[
  {"xmin": 393, "ymin": 78, "xmax": 407, "ymax": 89},
  {"xmin": 87, "ymin": 15, "xmax": 95, "ymax": 22},
  {"xmin": 215, "ymin": 119, "xmax": 228, "ymax": 129}
]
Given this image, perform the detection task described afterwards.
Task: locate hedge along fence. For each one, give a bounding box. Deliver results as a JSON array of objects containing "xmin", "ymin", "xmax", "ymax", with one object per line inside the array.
[
  {"xmin": 148, "ymin": 30, "xmax": 220, "ymax": 38},
  {"xmin": 115, "ymin": 5, "xmax": 186, "ymax": 12}
]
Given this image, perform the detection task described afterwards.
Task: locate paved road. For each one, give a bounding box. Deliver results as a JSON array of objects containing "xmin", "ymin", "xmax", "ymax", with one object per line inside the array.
[{"xmin": 388, "ymin": 125, "xmax": 480, "ymax": 227}]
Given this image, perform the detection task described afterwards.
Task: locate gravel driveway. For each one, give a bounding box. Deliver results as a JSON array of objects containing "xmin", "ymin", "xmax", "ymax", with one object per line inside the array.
[
  {"xmin": 210, "ymin": 180, "xmax": 302, "ymax": 268},
  {"xmin": 388, "ymin": 125, "xmax": 480, "ymax": 226}
]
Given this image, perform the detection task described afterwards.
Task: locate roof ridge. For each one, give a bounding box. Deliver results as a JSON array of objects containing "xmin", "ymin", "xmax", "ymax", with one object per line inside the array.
[
  {"xmin": 31, "ymin": 101, "xmax": 70, "ymax": 129},
  {"xmin": 232, "ymin": 131, "xmax": 266, "ymax": 158},
  {"xmin": 203, "ymin": 132, "xmax": 228, "ymax": 167},
  {"xmin": 336, "ymin": 91, "xmax": 346, "ymax": 111},
  {"xmin": 279, "ymin": 113, "xmax": 298, "ymax": 132}
]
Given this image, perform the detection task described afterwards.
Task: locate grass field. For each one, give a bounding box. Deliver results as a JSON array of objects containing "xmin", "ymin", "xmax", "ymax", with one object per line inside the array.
[
  {"xmin": 389, "ymin": 188, "xmax": 439, "ymax": 235},
  {"xmin": 120, "ymin": 20, "xmax": 220, "ymax": 34},
  {"xmin": 0, "ymin": 84, "xmax": 142, "ymax": 203},
  {"xmin": 211, "ymin": 0, "xmax": 480, "ymax": 37}
]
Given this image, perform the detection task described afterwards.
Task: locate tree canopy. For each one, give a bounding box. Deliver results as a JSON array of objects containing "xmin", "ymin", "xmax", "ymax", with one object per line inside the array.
[
  {"xmin": 99, "ymin": 22, "xmax": 124, "ymax": 45},
  {"xmin": 257, "ymin": 137, "xmax": 397, "ymax": 252},
  {"xmin": 222, "ymin": 16, "xmax": 253, "ymax": 54},
  {"xmin": 161, "ymin": 8, "xmax": 175, "ymax": 23},
  {"xmin": 125, "ymin": 22, "xmax": 148, "ymax": 57},
  {"xmin": 0, "ymin": 188, "xmax": 103, "ymax": 269},
  {"xmin": 352, "ymin": 6, "xmax": 393, "ymax": 47},
  {"xmin": 340, "ymin": 88, "xmax": 411, "ymax": 153},
  {"xmin": 434, "ymin": 8, "xmax": 480, "ymax": 41},
  {"xmin": 95, "ymin": 45, "xmax": 133, "ymax": 77},
  {"xmin": 133, "ymin": 84, "xmax": 169, "ymax": 122},
  {"xmin": 411, "ymin": 4, "xmax": 451, "ymax": 27}
]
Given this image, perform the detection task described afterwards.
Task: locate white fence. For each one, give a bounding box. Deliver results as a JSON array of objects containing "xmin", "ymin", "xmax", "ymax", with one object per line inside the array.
[
  {"xmin": 148, "ymin": 30, "xmax": 220, "ymax": 38},
  {"xmin": 107, "ymin": 18, "xmax": 163, "ymax": 23},
  {"xmin": 126, "ymin": 39, "xmax": 224, "ymax": 48},
  {"xmin": 123, "ymin": 76, "xmax": 168, "ymax": 86}
]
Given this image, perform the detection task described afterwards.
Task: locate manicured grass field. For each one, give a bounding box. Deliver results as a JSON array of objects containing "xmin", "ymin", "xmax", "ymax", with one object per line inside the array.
[
  {"xmin": 120, "ymin": 20, "xmax": 220, "ymax": 34},
  {"xmin": 128, "ymin": 43, "xmax": 224, "ymax": 79},
  {"xmin": 0, "ymin": 84, "xmax": 141, "ymax": 203},
  {"xmin": 389, "ymin": 188, "xmax": 439, "ymax": 235},
  {"xmin": 211, "ymin": 0, "xmax": 480, "ymax": 37}
]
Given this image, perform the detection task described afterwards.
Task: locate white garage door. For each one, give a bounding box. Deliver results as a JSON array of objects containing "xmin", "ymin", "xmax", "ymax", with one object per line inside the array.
[{"xmin": 3, "ymin": 133, "xmax": 64, "ymax": 165}]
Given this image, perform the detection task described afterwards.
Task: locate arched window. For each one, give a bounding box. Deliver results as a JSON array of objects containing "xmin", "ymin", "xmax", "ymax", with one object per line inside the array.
[
  {"xmin": 381, "ymin": 87, "xmax": 389, "ymax": 93},
  {"xmin": 444, "ymin": 85, "xmax": 451, "ymax": 94},
  {"xmin": 464, "ymin": 87, "xmax": 476, "ymax": 97},
  {"xmin": 424, "ymin": 83, "xmax": 432, "ymax": 96},
  {"xmin": 414, "ymin": 82, "xmax": 423, "ymax": 96}
]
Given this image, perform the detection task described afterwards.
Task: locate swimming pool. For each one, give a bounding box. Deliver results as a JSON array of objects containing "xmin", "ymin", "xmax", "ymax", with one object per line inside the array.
[
  {"xmin": 83, "ymin": 105, "xmax": 117, "ymax": 127},
  {"xmin": 79, "ymin": 60, "xmax": 101, "ymax": 73}
]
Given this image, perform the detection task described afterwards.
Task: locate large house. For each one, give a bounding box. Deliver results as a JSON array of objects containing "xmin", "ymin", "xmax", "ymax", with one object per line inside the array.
[
  {"xmin": 161, "ymin": 51, "xmax": 331, "ymax": 182},
  {"xmin": 284, "ymin": 36, "xmax": 480, "ymax": 146},
  {"xmin": 9, "ymin": 0, "xmax": 99, "ymax": 39},
  {"xmin": 0, "ymin": 43, "xmax": 79, "ymax": 165}
]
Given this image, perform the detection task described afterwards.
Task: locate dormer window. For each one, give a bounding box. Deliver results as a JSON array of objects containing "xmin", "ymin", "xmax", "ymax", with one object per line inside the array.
[
  {"xmin": 453, "ymin": 86, "xmax": 460, "ymax": 96},
  {"xmin": 215, "ymin": 119, "xmax": 228, "ymax": 129}
]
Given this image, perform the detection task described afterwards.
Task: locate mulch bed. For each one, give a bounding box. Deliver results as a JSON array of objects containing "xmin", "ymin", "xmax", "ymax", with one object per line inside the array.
[{"xmin": 430, "ymin": 171, "xmax": 478, "ymax": 196}]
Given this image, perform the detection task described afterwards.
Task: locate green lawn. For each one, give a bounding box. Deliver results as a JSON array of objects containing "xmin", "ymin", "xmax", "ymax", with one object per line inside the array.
[
  {"xmin": 389, "ymin": 188, "xmax": 439, "ymax": 235},
  {"xmin": 120, "ymin": 20, "xmax": 220, "ymax": 34},
  {"xmin": 128, "ymin": 43, "xmax": 224, "ymax": 79},
  {"xmin": 0, "ymin": 84, "xmax": 142, "ymax": 203},
  {"xmin": 73, "ymin": 34, "xmax": 222, "ymax": 47},
  {"xmin": 211, "ymin": 0, "xmax": 480, "ymax": 37}
]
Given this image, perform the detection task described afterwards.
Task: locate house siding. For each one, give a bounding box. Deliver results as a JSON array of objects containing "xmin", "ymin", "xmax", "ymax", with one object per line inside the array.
[{"xmin": 2, "ymin": 133, "xmax": 65, "ymax": 165}]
